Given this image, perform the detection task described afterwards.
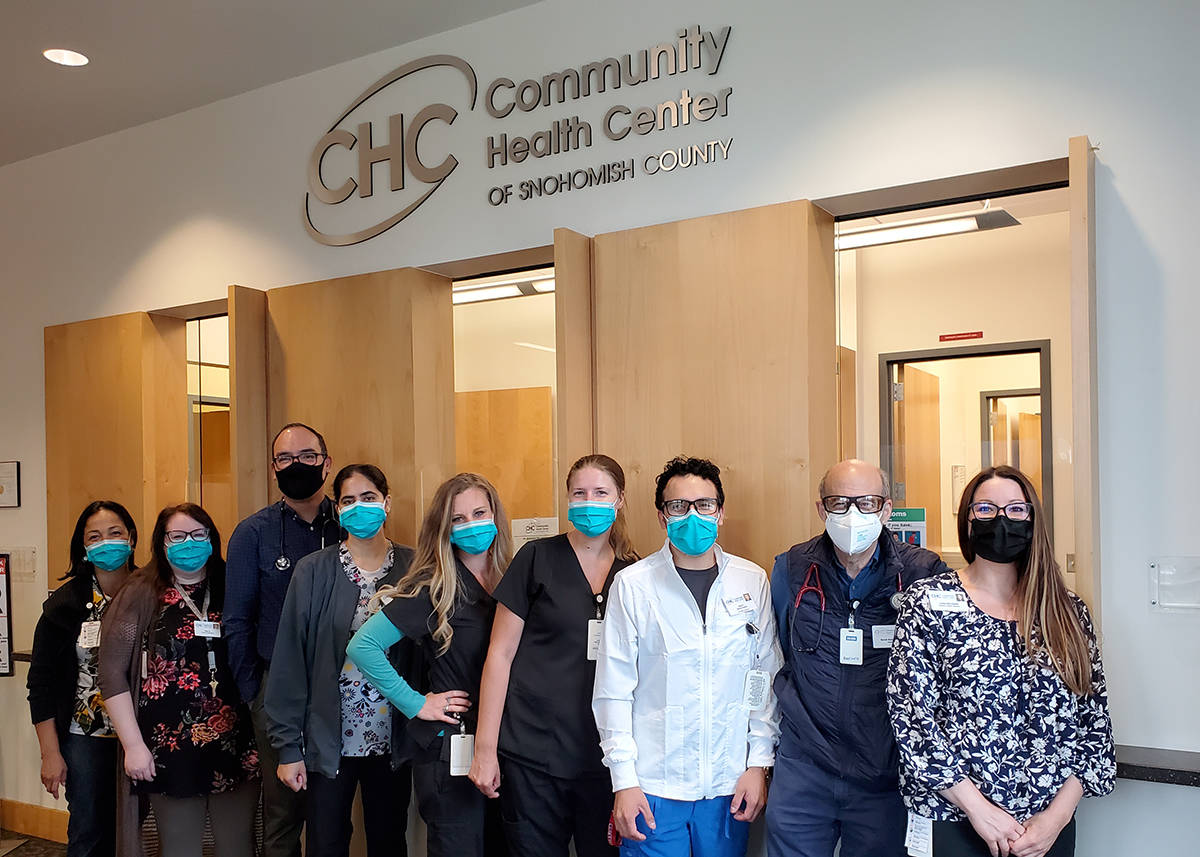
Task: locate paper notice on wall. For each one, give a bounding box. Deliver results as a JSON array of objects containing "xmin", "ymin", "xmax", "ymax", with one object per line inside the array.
[
  {"xmin": 0, "ymin": 554, "xmax": 12, "ymax": 676},
  {"xmin": 511, "ymin": 517, "xmax": 559, "ymax": 551},
  {"xmin": 0, "ymin": 546, "xmax": 37, "ymax": 582},
  {"xmin": 886, "ymin": 508, "xmax": 927, "ymax": 549}
]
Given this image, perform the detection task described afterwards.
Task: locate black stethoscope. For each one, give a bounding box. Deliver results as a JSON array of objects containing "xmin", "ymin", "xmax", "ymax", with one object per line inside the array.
[
  {"xmin": 274, "ymin": 500, "xmax": 338, "ymax": 571},
  {"xmin": 789, "ymin": 562, "xmax": 904, "ymax": 654}
]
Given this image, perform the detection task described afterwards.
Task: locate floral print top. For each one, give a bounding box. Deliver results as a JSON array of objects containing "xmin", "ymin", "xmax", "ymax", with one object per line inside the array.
[
  {"xmin": 339, "ymin": 543, "xmax": 393, "ymax": 757},
  {"xmin": 70, "ymin": 582, "xmax": 115, "ymax": 737},
  {"xmin": 137, "ymin": 580, "xmax": 259, "ymax": 797},
  {"xmin": 886, "ymin": 571, "xmax": 1115, "ymax": 822}
]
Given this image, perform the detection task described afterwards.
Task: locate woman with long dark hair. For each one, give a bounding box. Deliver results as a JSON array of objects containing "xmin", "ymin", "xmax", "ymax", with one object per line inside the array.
[
  {"xmin": 99, "ymin": 503, "xmax": 258, "ymax": 857},
  {"xmin": 28, "ymin": 500, "xmax": 138, "ymax": 857},
  {"xmin": 888, "ymin": 466, "xmax": 1115, "ymax": 857}
]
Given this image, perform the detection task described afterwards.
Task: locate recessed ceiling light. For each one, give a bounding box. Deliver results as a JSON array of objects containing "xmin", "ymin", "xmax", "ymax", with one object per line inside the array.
[{"xmin": 43, "ymin": 49, "xmax": 89, "ymax": 67}]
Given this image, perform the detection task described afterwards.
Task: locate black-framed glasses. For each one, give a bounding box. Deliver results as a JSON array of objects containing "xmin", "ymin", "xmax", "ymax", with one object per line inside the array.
[
  {"xmin": 969, "ymin": 501, "xmax": 1033, "ymax": 522},
  {"xmin": 821, "ymin": 494, "xmax": 886, "ymax": 514},
  {"xmin": 662, "ymin": 497, "xmax": 720, "ymax": 517},
  {"xmin": 273, "ymin": 451, "xmax": 326, "ymax": 468},
  {"xmin": 164, "ymin": 528, "xmax": 210, "ymax": 545}
]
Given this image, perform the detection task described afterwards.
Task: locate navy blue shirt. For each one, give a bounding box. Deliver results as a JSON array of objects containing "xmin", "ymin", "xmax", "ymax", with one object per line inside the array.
[
  {"xmin": 224, "ymin": 498, "xmax": 341, "ymax": 702},
  {"xmin": 835, "ymin": 544, "xmax": 883, "ymax": 603}
]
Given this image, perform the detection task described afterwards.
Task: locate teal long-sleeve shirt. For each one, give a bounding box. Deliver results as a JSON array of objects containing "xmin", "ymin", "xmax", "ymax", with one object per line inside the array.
[{"xmin": 345, "ymin": 610, "xmax": 426, "ymax": 719}]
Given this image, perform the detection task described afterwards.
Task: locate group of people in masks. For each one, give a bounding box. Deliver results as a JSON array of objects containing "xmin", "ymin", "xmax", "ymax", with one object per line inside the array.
[{"xmin": 27, "ymin": 420, "xmax": 1114, "ymax": 857}]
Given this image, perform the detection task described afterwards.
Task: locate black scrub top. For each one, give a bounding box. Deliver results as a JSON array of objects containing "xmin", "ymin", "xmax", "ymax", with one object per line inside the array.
[
  {"xmin": 492, "ymin": 533, "xmax": 631, "ymax": 779},
  {"xmin": 383, "ymin": 561, "xmax": 497, "ymax": 762}
]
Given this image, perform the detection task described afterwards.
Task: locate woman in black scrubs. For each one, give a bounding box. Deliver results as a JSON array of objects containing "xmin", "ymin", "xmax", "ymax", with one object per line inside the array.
[{"xmin": 469, "ymin": 454, "xmax": 639, "ymax": 857}]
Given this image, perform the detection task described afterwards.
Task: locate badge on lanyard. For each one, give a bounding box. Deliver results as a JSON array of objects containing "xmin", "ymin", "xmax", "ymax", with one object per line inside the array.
[
  {"xmin": 871, "ymin": 624, "xmax": 896, "ymax": 649},
  {"xmin": 905, "ymin": 812, "xmax": 933, "ymax": 857},
  {"xmin": 194, "ymin": 620, "xmax": 221, "ymax": 638},
  {"xmin": 449, "ymin": 721, "xmax": 474, "ymax": 776},
  {"xmin": 587, "ymin": 619, "xmax": 603, "ymax": 661},
  {"xmin": 840, "ymin": 627, "xmax": 864, "ymax": 665},
  {"xmin": 78, "ymin": 621, "xmax": 102, "ymax": 649},
  {"xmin": 743, "ymin": 669, "xmax": 770, "ymax": 709},
  {"xmin": 925, "ymin": 590, "xmax": 969, "ymax": 612}
]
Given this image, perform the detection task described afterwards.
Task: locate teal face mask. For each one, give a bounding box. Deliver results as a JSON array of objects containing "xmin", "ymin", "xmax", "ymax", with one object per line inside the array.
[
  {"xmin": 666, "ymin": 510, "xmax": 719, "ymax": 557},
  {"xmin": 568, "ymin": 502, "xmax": 617, "ymax": 538},
  {"xmin": 85, "ymin": 539, "xmax": 133, "ymax": 572},
  {"xmin": 165, "ymin": 539, "xmax": 212, "ymax": 573},
  {"xmin": 450, "ymin": 520, "xmax": 498, "ymax": 555},
  {"xmin": 339, "ymin": 502, "xmax": 388, "ymax": 540}
]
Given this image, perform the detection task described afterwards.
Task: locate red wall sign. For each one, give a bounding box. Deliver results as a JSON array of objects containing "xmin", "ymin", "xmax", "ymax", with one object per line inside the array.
[{"xmin": 939, "ymin": 331, "xmax": 984, "ymax": 342}]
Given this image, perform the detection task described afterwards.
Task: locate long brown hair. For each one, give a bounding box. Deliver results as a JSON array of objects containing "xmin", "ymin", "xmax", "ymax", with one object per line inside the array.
[
  {"xmin": 372, "ymin": 473, "xmax": 512, "ymax": 655},
  {"xmin": 957, "ymin": 466, "xmax": 1091, "ymax": 695},
  {"xmin": 568, "ymin": 454, "xmax": 639, "ymax": 562}
]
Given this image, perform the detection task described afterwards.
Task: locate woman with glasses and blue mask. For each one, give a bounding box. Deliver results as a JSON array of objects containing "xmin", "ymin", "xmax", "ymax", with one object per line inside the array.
[
  {"xmin": 28, "ymin": 500, "xmax": 138, "ymax": 857},
  {"xmin": 344, "ymin": 472, "xmax": 513, "ymax": 857},
  {"xmin": 265, "ymin": 464, "xmax": 415, "ymax": 857},
  {"xmin": 469, "ymin": 454, "xmax": 638, "ymax": 857},
  {"xmin": 888, "ymin": 465, "xmax": 1115, "ymax": 857},
  {"xmin": 98, "ymin": 503, "xmax": 258, "ymax": 857}
]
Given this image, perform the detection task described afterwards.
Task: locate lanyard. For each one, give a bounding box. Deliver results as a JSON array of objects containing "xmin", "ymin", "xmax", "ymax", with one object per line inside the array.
[{"xmin": 174, "ymin": 582, "xmax": 211, "ymax": 622}]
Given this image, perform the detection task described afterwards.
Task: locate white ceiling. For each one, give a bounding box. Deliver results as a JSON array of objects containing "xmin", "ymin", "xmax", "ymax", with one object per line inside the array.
[{"xmin": 1, "ymin": 0, "xmax": 538, "ymax": 167}]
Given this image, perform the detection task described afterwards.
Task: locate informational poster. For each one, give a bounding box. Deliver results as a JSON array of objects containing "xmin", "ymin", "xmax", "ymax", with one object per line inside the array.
[
  {"xmin": 0, "ymin": 553, "xmax": 12, "ymax": 676},
  {"xmin": 511, "ymin": 517, "xmax": 559, "ymax": 552},
  {"xmin": 886, "ymin": 508, "xmax": 927, "ymax": 549}
]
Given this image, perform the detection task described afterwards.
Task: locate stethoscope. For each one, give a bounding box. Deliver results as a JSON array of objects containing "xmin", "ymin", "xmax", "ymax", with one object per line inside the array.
[
  {"xmin": 789, "ymin": 562, "xmax": 904, "ymax": 654},
  {"xmin": 274, "ymin": 500, "xmax": 338, "ymax": 571}
]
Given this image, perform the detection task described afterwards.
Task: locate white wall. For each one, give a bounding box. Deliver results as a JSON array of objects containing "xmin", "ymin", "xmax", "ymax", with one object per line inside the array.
[
  {"xmin": 453, "ymin": 293, "xmax": 557, "ymax": 393},
  {"xmin": 1, "ymin": 0, "xmax": 1197, "ymax": 845}
]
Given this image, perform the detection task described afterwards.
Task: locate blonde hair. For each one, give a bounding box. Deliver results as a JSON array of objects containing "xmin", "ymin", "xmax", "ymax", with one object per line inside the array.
[
  {"xmin": 567, "ymin": 454, "xmax": 639, "ymax": 562},
  {"xmin": 957, "ymin": 465, "xmax": 1092, "ymax": 696},
  {"xmin": 371, "ymin": 473, "xmax": 513, "ymax": 655}
]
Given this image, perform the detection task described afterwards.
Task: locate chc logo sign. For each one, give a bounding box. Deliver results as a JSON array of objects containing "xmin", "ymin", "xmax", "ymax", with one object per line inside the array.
[{"xmin": 304, "ymin": 55, "xmax": 477, "ymax": 247}]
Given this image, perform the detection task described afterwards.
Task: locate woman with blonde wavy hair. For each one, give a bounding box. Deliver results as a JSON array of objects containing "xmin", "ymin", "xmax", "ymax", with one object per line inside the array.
[
  {"xmin": 346, "ymin": 472, "xmax": 512, "ymax": 857},
  {"xmin": 887, "ymin": 465, "xmax": 1115, "ymax": 857}
]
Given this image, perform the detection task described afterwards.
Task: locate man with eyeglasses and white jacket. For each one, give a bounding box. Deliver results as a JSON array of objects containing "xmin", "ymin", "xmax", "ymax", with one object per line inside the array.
[{"xmin": 593, "ymin": 456, "xmax": 782, "ymax": 857}]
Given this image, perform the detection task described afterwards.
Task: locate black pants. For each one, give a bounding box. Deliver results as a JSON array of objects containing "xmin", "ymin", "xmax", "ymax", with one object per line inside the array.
[
  {"xmin": 498, "ymin": 757, "xmax": 616, "ymax": 857},
  {"xmin": 413, "ymin": 749, "xmax": 508, "ymax": 857},
  {"xmin": 933, "ymin": 817, "xmax": 1076, "ymax": 857},
  {"xmin": 305, "ymin": 754, "xmax": 411, "ymax": 857}
]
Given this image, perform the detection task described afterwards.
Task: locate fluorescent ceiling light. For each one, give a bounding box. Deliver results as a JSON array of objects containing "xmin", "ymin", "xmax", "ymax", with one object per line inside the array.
[
  {"xmin": 452, "ymin": 284, "xmax": 522, "ymax": 304},
  {"xmin": 452, "ymin": 266, "xmax": 555, "ymax": 303},
  {"xmin": 514, "ymin": 341, "xmax": 556, "ymax": 353},
  {"xmin": 531, "ymin": 278, "xmax": 555, "ymax": 293},
  {"xmin": 43, "ymin": 49, "xmax": 89, "ymax": 66},
  {"xmin": 836, "ymin": 209, "xmax": 1019, "ymax": 251}
]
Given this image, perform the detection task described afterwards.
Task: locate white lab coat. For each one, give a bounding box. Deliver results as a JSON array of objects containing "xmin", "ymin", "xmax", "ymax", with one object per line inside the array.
[{"xmin": 592, "ymin": 540, "xmax": 782, "ymax": 800}]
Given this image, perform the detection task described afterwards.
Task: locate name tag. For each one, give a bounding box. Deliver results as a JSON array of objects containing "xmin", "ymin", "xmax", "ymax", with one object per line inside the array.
[
  {"xmin": 925, "ymin": 590, "xmax": 969, "ymax": 612},
  {"xmin": 724, "ymin": 593, "xmax": 755, "ymax": 617},
  {"xmin": 905, "ymin": 811, "xmax": 933, "ymax": 857},
  {"xmin": 449, "ymin": 733, "xmax": 475, "ymax": 776},
  {"xmin": 78, "ymin": 621, "xmax": 102, "ymax": 649},
  {"xmin": 194, "ymin": 620, "xmax": 222, "ymax": 638},
  {"xmin": 839, "ymin": 627, "xmax": 863, "ymax": 665},
  {"xmin": 871, "ymin": 624, "xmax": 896, "ymax": 649},
  {"xmin": 743, "ymin": 669, "xmax": 770, "ymax": 709},
  {"xmin": 587, "ymin": 619, "xmax": 603, "ymax": 661}
]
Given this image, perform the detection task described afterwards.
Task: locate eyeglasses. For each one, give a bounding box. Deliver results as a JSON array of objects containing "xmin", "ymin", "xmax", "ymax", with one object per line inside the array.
[
  {"xmin": 164, "ymin": 528, "xmax": 209, "ymax": 544},
  {"xmin": 273, "ymin": 451, "xmax": 326, "ymax": 468},
  {"xmin": 969, "ymin": 501, "xmax": 1033, "ymax": 522},
  {"xmin": 821, "ymin": 495, "xmax": 886, "ymax": 514},
  {"xmin": 662, "ymin": 497, "xmax": 720, "ymax": 517}
]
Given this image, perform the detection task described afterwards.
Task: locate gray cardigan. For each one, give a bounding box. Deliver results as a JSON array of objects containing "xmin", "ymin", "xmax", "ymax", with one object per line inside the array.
[{"xmin": 264, "ymin": 541, "xmax": 416, "ymax": 778}]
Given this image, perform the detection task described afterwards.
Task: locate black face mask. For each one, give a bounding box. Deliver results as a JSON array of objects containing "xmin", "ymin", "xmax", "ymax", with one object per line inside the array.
[
  {"xmin": 275, "ymin": 462, "xmax": 326, "ymax": 500},
  {"xmin": 969, "ymin": 516, "xmax": 1034, "ymax": 563}
]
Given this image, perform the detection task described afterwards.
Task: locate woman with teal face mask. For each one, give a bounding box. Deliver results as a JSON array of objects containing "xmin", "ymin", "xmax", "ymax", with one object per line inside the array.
[
  {"xmin": 98, "ymin": 503, "xmax": 259, "ymax": 857},
  {"xmin": 28, "ymin": 500, "xmax": 137, "ymax": 857},
  {"xmin": 265, "ymin": 464, "xmax": 416, "ymax": 857}
]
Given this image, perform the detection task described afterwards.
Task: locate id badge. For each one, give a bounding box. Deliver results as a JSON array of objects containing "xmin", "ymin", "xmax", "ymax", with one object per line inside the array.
[
  {"xmin": 925, "ymin": 590, "xmax": 969, "ymax": 613},
  {"xmin": 871, "ymin": 624, "xmax": 896, "ymax": 649},
  {"xmin": 839, "ymin": 627, "xmax": 864, "ymax": 665},
  {"xmin": 449, "ymin": 733, "xmax": 475, "ymax": 776},
  {"xmin": 723, "ymin": 593, "xmax": 755, "ymax": 617},
  {"xmin": 743, "ymin": 669, "xmax": 770, "ymax": 710},
  {"xmin": 194, "ymin": 620, "xmax": 222, "ymax": 638},
  {"xmin": 78, "ymin": 620, "xmax": 102, "ymax": 649},
  {"xmin": 905, "ymin": 811, "xmax": 933, "ymax": 857},
  {"xmin": 587, "ymin": 619, "xmax": 603, "ymax": 661}
]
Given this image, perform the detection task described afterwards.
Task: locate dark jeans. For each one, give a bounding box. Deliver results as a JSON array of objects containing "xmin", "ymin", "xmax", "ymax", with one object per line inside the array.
[
  {"xmin": 933, "ymin": 817, "xmax": 1076, "ymax": 857},
  {"xmin": 498, "ymin": 757, "xmax": 616, "ymax": 857},
  {"xmin": 413, "ymin": 747, "xmax": 508, "ymax": 857},
  {"xmin": 61, "ymin": 732, "xmax": 119, "ymax": 857},
  {"xmin": 252, "ymin": 673, "xmax": 307, "ymax": 857},
  {"xmin": 305, "ymin": 754, "xmax": 411, "ymax": 857}
]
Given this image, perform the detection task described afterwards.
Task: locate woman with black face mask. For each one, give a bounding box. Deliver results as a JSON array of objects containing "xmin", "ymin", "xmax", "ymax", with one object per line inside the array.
[{"xmin": 886, "ymin": 466, "xmax": 1115, "ymax": 857}]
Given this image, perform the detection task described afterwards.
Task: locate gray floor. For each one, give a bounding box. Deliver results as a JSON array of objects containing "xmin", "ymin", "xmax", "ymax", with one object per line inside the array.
[{"xmin": 0, "ymin": 831, "xmax": 64, "ymax": 857}]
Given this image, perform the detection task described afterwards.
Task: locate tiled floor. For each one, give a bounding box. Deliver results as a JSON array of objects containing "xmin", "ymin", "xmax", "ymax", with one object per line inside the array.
[{"xmin": 0, "ymin": 831, "xmax": 64, "ymax": 857}]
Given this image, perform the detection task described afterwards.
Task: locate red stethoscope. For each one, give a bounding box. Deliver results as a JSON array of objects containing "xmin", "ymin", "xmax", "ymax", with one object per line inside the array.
[{"xmin": 789, "ymin": 563, "xmax": 904, "ymax": 654}]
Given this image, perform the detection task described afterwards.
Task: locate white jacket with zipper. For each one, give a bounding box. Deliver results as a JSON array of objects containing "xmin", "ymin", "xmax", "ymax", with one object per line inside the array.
[{"xmin": 592, "ymin": 540, "xmax": 782, "ymax": 800}]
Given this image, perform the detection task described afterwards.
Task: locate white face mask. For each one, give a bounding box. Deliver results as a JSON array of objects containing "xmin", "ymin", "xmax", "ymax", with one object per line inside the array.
[{"xmin": 824, "ymin": 507, "xmax": 884, "ymax": 556}]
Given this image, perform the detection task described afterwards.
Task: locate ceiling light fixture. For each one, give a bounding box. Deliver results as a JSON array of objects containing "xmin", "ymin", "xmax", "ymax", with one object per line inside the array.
[
  {"xmin": 451, "ymin": 284, "xmax": 522, "ymax": 305},
  {"xmin": 514, "ymin": 341, "xmax": 556, "ymax": 353},
  {"xmin": 43, "ymin": 49, "xmax": 89, "ymax": 67},
  {"xmin": 835, "ymin": 209, "xmax": 1020, "ymax": 251}
]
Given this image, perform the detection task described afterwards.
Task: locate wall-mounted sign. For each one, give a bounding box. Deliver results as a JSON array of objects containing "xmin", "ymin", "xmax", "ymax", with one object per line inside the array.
[
  {"xmin": 0, "ymin": 461, "xmax": 21, "ymax": 508},
  {"xmin": 0, "ymin": 554, "xmax": 12, "ymax": 676},
  {"xmin": 511, "ymin": 516, "xmax": 559, "ymax": 552},
  {"xmin": 886, "ymin": 508, "xmax": 927, "ymax": 549},
  {"xmin": 939, "ymin": 331, "xmax": 983, "ymax": 342},
  {"xmin": 305, "ymin": 25, "xmax": 736, "ymax": 245}
]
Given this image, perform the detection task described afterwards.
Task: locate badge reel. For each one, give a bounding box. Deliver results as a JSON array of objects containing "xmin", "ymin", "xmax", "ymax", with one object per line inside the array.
[
  {"xmin": 840, "ymin": 611, "xmax": 863, "ymax": 666},
  {"xmin": 586, "ymin": 592, "xmax": 604, "ymax": 662},
  {"xmin": 449, "ymin": 718, "xmax": 475, "ymax": 776}
]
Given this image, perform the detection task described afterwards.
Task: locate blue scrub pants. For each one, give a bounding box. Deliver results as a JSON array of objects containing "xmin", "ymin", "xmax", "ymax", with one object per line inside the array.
[
  {"xmin": 765, "ymin": 752, "xmax": 905, "ymax": 857},
  {"xmin": 621, "ymin": 794, "xmax": 749, "ymax": 857}
]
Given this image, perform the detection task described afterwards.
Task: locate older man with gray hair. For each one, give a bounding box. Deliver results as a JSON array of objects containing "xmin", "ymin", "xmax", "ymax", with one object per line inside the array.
[{"xmin": 766, "ymin": 459, "xmax": 951, "ymax": 857}]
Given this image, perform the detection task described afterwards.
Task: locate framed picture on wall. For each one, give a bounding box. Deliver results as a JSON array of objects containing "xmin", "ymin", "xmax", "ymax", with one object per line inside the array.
[
  {"xmin": 0, "ymin": 554, "xmax": 12, "ymax": 676},
  {"xmin": 0, "ymin": 461, "xmax": 20, "ymax": 508}
]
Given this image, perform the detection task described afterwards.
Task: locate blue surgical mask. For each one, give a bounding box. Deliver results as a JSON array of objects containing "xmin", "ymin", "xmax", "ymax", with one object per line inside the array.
[
  {"xmin": 666, "ymin": 510, "xmax": 719, "ymax": 557},
  {"xmin": 568, "ymin": 502, "xmax": 617, "ymax": 538},
  {"xmin": 165, "ymin": 539, "xmax": 212, "ymax": 573},
  {"xmin": 450, "ymin": 520, "xmax": 498, "ymax": 555},
  {"xmin": 339, "ymin": 501, "xmax": 388, "ymax": 540},
  {"xmin": 85, "ymin": 539, "xmax": 133, "ymax": 572}
]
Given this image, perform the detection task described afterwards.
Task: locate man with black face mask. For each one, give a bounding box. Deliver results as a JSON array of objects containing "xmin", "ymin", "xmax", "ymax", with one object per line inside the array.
[{"xmin": 225, "ymin": 422, "xmax": 341, "ymax": 857}]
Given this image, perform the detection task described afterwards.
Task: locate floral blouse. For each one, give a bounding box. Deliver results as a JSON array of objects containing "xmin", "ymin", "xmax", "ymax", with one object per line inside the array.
[
  {"xmin": 70, "ymin": 583, "xmax": 115, "ymax": 737},
  {"xmin": 338, "ymin": 543, "xmax": 393, "ymax": 758},
  {"xmin": 137, "ymin": 581, "xmax": 259, "ymax": 797},
  {"xmin": 886, "ymin": 571, "xmax": 1115, "ymax": 821}
]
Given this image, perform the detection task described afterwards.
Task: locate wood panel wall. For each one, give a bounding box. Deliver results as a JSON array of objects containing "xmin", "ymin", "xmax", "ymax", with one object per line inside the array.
[
  {"xmin": 455, "ymin": 387, "xmax": 554, "ymax": 520},
  {"xmin": 553, "ymin": 228, "xmax": 594, "ymax": 530},
  {"xmin": 228, "ymin": 285, "xmax": 269, "ymax": 521},
  {"xmin": 588, "ymin": 201, "xmax": 837, "ymax": 569}
]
